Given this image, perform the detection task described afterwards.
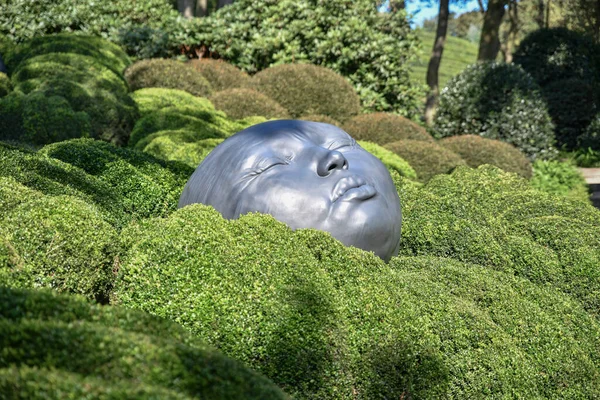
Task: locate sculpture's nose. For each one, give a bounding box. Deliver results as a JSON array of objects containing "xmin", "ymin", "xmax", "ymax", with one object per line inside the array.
[{"xmin": 317, "ymin": 149, "xmax": 348, "ymax": 177}]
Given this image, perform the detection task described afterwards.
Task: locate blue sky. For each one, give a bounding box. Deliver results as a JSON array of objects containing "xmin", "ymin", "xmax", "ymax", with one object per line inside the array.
[{"xmin": 379, "ymin": 0, "xmax": 483, "ymax": 27}]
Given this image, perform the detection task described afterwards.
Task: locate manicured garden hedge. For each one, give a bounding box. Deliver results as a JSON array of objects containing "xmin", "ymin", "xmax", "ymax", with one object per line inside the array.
[
  {"xmin": 299, "ymin": 114, "xmax": 340, "ymax": 126},
  {"xmin": 209, "ymin": 88, "xmax": 290, "ymax": 119},
  {"xmin": 343, "ymin": 112, "xmax": 433, "ymax": 145},
  {"xmin": 0, "ymin": 72, "xmax": 10, "ymax": 97},
  {"xmin": 125, "ymin": 59, "xmax": 212, "ymax": 97},
  {"xmin": 190, "ymin": 59, "xmax": 250, "ymax": 92},
  {"xmin": 357, "ymin": 141, "xmax": 417, "ymax": 179},
  {"xmin": 130, "ymin": 87, "xmax": 215, "ymax": 117},
  {"xmin": 531, "ymin": 159, "xmax": 590, "ymax": 203},
  {"xmin": 0, "ymin": 287, "xmax": 289, "ymax": 399},
  {"xmin": 440, "ymin": 135, "xmax": 532, "ymax": 178}
]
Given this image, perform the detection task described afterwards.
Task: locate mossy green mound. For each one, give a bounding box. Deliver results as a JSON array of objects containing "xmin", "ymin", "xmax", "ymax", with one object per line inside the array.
[
  {"xmin": 130, "ymin": 88, "xmax": 215, "ymax": 117},
  {"xmin": 0, "ymin": 287, "xmax": 289, "ymax": 399},
  {"xmin": 0, "ymin": 73, "xmax": 11, "ymax": 97},
  {"xmin": 125, "ymin": 59, "xmax": 212, "ymax": 97},
  {"xmin": 299, "ymin": 114, "xmax": 341, "ymax": 126},
  {"xmin": 142, "ymin": 136, "xmax": 224, "ymax": 167},
  {"xmin": 357, "ymin": 140, "xmax": 417, "ymax": 179},
  {"xmin": 189, "ymin": 59, "xmax": 250, "ymax": 92},
  {"xmin": 114, "ymin": 191, "xmax": 600, "ymax": 398},
  {"xmin": 210, "ymin": 88, "xmax": 289, "ymax": 120},
  {"xmin": 440, "ymin": 135, "xmax": 532, "ymax": 178},
  {"xmin": 343, "ymin": 112, "xmax": 433, "ymax": 145}
]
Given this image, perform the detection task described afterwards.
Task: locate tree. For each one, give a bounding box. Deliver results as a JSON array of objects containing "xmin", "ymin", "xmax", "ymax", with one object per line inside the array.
[
  {"xmin": 424, "ymin": 0, "xmax": 450, "ymax": 124},
  {"xmin": 478, "ymin": 0, "xmax": 506, "ymax": 60}
]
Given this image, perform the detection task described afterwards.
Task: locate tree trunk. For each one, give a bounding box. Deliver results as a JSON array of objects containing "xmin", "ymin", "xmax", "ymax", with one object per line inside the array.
[
  {"xmin": 535, "ymin": 0, "xmax": 545, "ymax": 28},
  {"xmin": 196, "ymin": 0, "xmax": 208, "ymax": 16},
  {"xmin": 504, "ymin": 0, "xmax": 519, "ymax": 63},
  {"xmin": 424, "ymin": 0, "xmax": 450, "ymax": 125},
  {"xmin": 178, "ymin": 0, "xmax": 195, "ymax": 18},
  {"xmin": 216, "ymin": 0, "xmax": 233, "ymax": 9},
  {"xmin": 477, "ymin": 0, "xmax": 506, "ymax": 61},
  {"xmin": 545, "ymin": 0, "xmax": 551, "ymax": 28}
]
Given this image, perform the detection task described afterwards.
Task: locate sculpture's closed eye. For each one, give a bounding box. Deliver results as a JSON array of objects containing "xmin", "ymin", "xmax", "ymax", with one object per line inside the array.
[{"xmin": 248, "ymin": 157, "xmax": 290, "ymax": 177}]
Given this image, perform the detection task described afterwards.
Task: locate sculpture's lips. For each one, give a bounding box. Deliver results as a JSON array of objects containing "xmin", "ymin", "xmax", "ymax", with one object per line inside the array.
[{"xmin": 332, "ymin": 176, "xmax": 376, "ymax": 202}]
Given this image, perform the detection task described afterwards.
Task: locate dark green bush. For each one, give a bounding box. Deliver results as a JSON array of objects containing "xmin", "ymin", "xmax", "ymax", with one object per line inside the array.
[
  {"xmin": 116, "ymin": 25, "xmax": 173, "ymax": 60},
  {"xmin": 531, "ymin": 159, "xmax": 590, "ymax": 203},
  {"xmin": 299, "ymin": 114, "xmax": 340, "ymax": 126},
  {"xmin": 198, "ymin": 0, "xmax": 424, "ymax": 117},
  {"xmin": 248, "ymin": 63, "xmax": 362, "ymax": 121},
  {"xmin": 343, "ymin": 112, "xmax": 433, "ymax": 145},
  {"xmin": 541, "ymin": 78, "xmax": 597, "ymax": 150},
  {"xmin": 440, "ymin": 135, "xmax": 532, "ymax": 178},
  {"xmin": 431, "ymin": 62, "xmax": 557, "ymax": 160},
  {"xmin": 131, "ymin": 88, "xmax": 215, "ymax": 117},
  {"xmin": 357, "ymin": 141, "xmax": 417, "ymax": 179},
  {"xmin": 190, "ymin": 59, "xmax": 250, "ymax": 92},
  {"xmin": 0, "ymin": 72, "xmax": 10, "ymax": 97},
  {"xmin": 113, "ymin": 201, "xmax": 600, "ymax": 398},
  {"xmin": 577, "ymin": 113, "xmax": 600, "ymax": 152},
  {"xmin": 0, "ymin": 194, "xmax": 119, "ymax": 301},
  {"xmin": 513, "ymin": 28, "xmax": 600, "ymax": 86},
  {"xmin": 385, "ymin": 140, "xmax": 466, "ymax": 182},
  {"xmin": 209, "ymin": 88, "xmax": 289, "ymax": 119},
  {"xmin": 3, "ymin": 33, "xmax": 130, "ymax": 75},
  {"xmin": 124, "ymin": 59, "xmax": 212, "ymax": 97},
  {"xmin": 0, "ymin": 287, "xmax": 289, "ymax": 399}
]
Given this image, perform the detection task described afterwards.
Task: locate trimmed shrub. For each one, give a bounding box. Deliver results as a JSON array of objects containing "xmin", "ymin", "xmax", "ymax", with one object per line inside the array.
[
  {"xmin": 0, "ymin": 287, "xmax": 289, "ymax": 399},
  {"xmin": 513, "ymin": 28, "xmax": 600, "ymax": 86},
  {"xmin": 142, "ymin": 136, "xmax": 224, "ymax": 167},
  {"xmin": 198, "ymin": 0, "xmax": 424, "ymax": 116},
  {"xmin": 0, "ymin": 176, "xmax": 42, "ymax": 212},
  {"xmin": 440, "ymin": 135, "xmax": 532, "ymax": 178},
  {"xmin": 541, "ymin": 78, "xmax": 598, "ymax": 150},
  {"xmin": 431, "ymin": 62, "xmax": 557, "ymax": 160},
  {"xmin": 0, "ymin": 72, "xmax": 10, "ymax": 97},
  {"xmin": 531, "ymin": 159, "xmax": 590, "ymax": 203},
  {"xmin": 299, "ymin": 114, "xmax": 340, "ymax": 126},
  {"xmin": 579, "ymin": 113, "xmax": 600, "ymax": 151},
  {"xmin": 124, "ymin": 59, "xmax": 212, "ymax": 97},
  {"xmin": 116, "ymin": 25, "xmax": 173, "ymax": 60},
  {"xmin": 385, "ymin": 140, "xmax": 466, "ymax": 182},
  {"xmin": 130, "ymin": 88, "xmax": 215, "ymax": 117},
  {"xmin": 113, "ymin": 201, "xmax": 600, "ymax": 398},
  {"xmin": 210, "ymin": 88, "xmax": 289, "ymax": 120},
  {"xmin": 189, "ymin": 59, "xmax": 250, "ymax": 91},
  {"xmin": 248, "ymin": 64, "xmax": 361, "ymax": 121},
  {"xmin": 0, "ymin": 194, "xmax": 119, "ymax": 301},
  {"xmin": 3, "ymin": 33, "xmax": 130, "ymax": 75},
  {"xmin": 357, "ymin": 140, "xmax": 417, "ymax": 179},
  {"xmin": 343, "ymin": 112, "xmax": 433, "ymax": 145}
]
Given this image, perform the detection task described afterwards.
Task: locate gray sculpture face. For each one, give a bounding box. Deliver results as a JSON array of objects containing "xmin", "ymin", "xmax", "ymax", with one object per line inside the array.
[{"xmin": 179, "ymin": 120, "xmax": 401, "ymax": 261}]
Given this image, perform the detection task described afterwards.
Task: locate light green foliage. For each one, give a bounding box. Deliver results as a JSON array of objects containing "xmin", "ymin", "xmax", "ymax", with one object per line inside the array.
[
  {"xmin": 248, "ymin": 64, "xmax": 361, "ymax": 121},
  {"xmin": 130, "ymin": 88, "xmax": 215, "ymax": 117},
  {"xmin": 0, "ymin": 176, "xmax": 42, "ymax": 212},
  {"xmin": 210, "ymin": 88, "xmax": 290, "ymax": 120},
  {"xmin": 385, "ymin": 139, "xmax": 466, "ymax": 182},
  {"xmin": 432, "ymin": 62, "xmax": 557, "ymax": 160},
  {"xmin": 142, "ymin": 136, "xmax": 224, "ymax": 167},
  {"xmin": 198, "ymin": 0, "xmax": 424, "ymax": 117},
  {"xmin": 189, "ymin": 59, "xmax": 250, "ymax": 92},
  {"xmin": 440, "ymin": 135, "xmax": 533, "ymax": 178},
  {"xmin": 124, "ymin": 59, "xmax": 212, "ymax": 97},
  {"xmin": 0, "ymin": 193, "xmax": 119, "ymax": 301},
  {"xmin": 531, "ymin": 159, "xmax": 590, "ymax": 202},
  {"xmin": 0, "ymin": 73, "xmax": 11, "ymax": 97},
  {"xmin": 409, "ymin": 29, "xmax": 478, "ymax": 88},
  {"xmin": 343, "ymin": 112, "xmax": 433, "ymax": 145},
  {"xmin": 114, "ymin": 195, "xmax": 600, "ymax": 398},
  {"xmin": 357, "ymin": 141, "xmax": 417, "ymax": 179},
  {"xmin": 0, "ymin": 287, "xmax": 289, "ymax": 399}
]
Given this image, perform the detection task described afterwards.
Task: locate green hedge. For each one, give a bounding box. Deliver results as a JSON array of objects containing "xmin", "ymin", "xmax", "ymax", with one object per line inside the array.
[
  {"xmin": 0, "ymin": 72, "xmax": 10, "ymax": 97},
  {"xmin": 125, "ymin": 59, "xmax": 212, "ymax": 97},
  {"xmin": 531, "ymin": 159, "xmax": 590, "ymax": 203},
  {"xmin": 209, "ymin": 88, "xmax": 289, "ymax": 119},
  {"xmin": 0, "ymin": 193, "xmax": 119, "ymax": 301},
  {"xmin": 580, "ymin": 114, "xmax": 600, "ymax": 151},
  {"xmin": 357, "ymin": 141, "xmax": 417, "ymax": 179},
  {"xmin": 385, "ymin": 140, "xmax": 466, "ymax": 182},
  {"xmin": 299, "ymin": 114, "xmax": 340, "ymax": 126},
  {"xmin": 113, "ymin": 197, "xmax": 600, "ymax": 398},
  {"xmin": 431, "ymin": 62, "xmax": 556, "ymax": 160},
  {"xmin": 130, "ymin": 88, "xmax": 215, "ymax": 117},
  {"xmin": 0, "ymin": 287, "xmax": 289, "ymax": 399},
  {"xmin": 189, "ymin": 59, "xmax": 250, "ymax": 92},
  {"xmin": 248, "ymin": 64, "xmax": 361, "ymax": 121},
  {"xmin": 343, "ymin": 112, "xmax": 433, "ymax": 145},
  {"xmin": 440, "ymin": 135, "xmax": 532, "ymax": 178},
  {"xmin": 142, "ymin": 136, "xmax": 224, "ymax": 167}
]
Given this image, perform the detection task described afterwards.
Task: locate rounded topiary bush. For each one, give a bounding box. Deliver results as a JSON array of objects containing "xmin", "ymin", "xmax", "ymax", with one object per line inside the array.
[
  {"xmin": 125, "ymin": 59, "xmax": 213, "ymax": 97},
  {"xmin": 579, "ymin": 113, "xmax": 600, "ymax": 150},
  {"xmin": 209, "ymin": 88, "xmax": 289, "ymax": 119},
  {"xmin": 531, "ymin": 160, "xmax": 590, "ymax": 203},
  {"xmin": 541, "ymin": 78, "xmax": 597, "ymax": 150},
  {"xmin": 0, "ymin": 287, "xmax": 289, "ymax": 399},
  {"xmin": 189, "ymin": 59, "xmax": 250, "ymax": 91},
  {"xmin": 0, "ymin": 194, "xmax": 119, "ymax": 301},
  {"xmin": 299, "ymin": 114, "xmax": 340, "ymax": 126},
  {"xmin": 248, "ymin": 63, "xmax": 361, "ymax": 121},
  {"xmin": 357, "ymin": 141, "xmax": 417, "ymax": 179},
  {"xmin": 513, "ymin": 28, "xmax": 600, "ymax": 86},
  {"xmin": 431, "ymin": 62, "xmax": 556, "ymax": 160},
  {"xmin": 131, "ymin": 87, "xmax": 215, "ymax": 117},
  {"xmin": 141, "ymin": 135, "xmax": 224, "ymax": 167},
  {"xmin": 0, "ymin": 72, "xmax": 11, "ymax": 97},
  {"xmin": 342, "ymin": 112, "xmax": 433, "ymax": 145},
  {"xmin": 440, "ymin": 135, "xmax": 532, "ymax": 178},
  {"xmin": 385, "ymin": 140, "xmax": 465, "ymax": 182}
]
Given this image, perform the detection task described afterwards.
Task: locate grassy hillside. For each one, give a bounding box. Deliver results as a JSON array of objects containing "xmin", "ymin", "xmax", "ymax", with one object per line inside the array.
[{"xmin": 410, "ymin": 29, "xmax": 479, "ymax": 89}]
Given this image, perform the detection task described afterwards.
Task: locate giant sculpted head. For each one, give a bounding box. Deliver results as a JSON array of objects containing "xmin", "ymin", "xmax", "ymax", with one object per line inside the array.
[{"xmin": 179, "ymin": 120, "xmax": 401, "ymax": 261}]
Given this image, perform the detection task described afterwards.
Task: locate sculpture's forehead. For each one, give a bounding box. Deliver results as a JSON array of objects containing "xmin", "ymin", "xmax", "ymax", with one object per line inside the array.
[{"xmin": 248, "ymin": 125, "xmax": 353, "ymax": 151}]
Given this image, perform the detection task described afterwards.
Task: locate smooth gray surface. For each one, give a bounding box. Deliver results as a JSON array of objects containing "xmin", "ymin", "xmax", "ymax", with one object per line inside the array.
[{"xmin": 179, "ymin": 120, "xmax": 401, "ymax": 261}]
